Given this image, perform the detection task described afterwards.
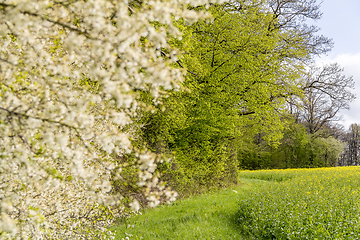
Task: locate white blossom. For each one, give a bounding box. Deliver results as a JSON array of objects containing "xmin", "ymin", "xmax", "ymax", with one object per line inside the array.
[
  {"xmin": 0, "ymin": 0, "xmax": 225, "ymax": 238},
  {"xmin": 129, "ymin": 200, "xmax": 140, "ymax": 212}
]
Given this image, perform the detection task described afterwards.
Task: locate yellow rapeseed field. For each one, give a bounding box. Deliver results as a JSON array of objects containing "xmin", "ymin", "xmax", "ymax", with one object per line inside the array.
[{"xmin": 238, "ymin": 167, "xmax": 360, "ymax": 239}]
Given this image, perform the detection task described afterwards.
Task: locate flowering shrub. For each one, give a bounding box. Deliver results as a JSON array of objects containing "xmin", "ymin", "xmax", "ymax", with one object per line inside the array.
[{"xmin": 0, "ymin": 0, "xmax": 224, "ymax": 238}]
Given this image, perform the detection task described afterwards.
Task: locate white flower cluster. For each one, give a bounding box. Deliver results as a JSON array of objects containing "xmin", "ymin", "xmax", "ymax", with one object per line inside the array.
[{"xmin": 0, "ymin": 0, "xmax": 224, "ymax": 238}]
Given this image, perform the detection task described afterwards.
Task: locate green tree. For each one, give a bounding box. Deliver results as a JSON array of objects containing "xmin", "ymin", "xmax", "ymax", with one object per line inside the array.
[
  {"xmin": 137, "ymin": 1, "xmax": 326, "ymax": 193},
  {"xmin": 239, "ymin": 121, "xmax": 345, "ymax": 169}
]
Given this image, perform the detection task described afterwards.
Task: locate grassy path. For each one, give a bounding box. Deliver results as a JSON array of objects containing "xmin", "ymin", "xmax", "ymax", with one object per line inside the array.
[
  {"xmin": 111, "ymin": 179, "xmax": 269, "ymax": 239},
  {"xmin": 111, "ymin": 167, "xmax": 360, "ymax": 239}
]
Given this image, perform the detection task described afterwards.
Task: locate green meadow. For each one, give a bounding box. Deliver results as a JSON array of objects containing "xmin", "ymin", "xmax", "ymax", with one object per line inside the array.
[
  {"xmin": 110, "ymin": 181, "xmax": 254, "ymax": 239},
  {"xmin": 112, "ymin": 167, "xmax": 360, "ymax": 239}
]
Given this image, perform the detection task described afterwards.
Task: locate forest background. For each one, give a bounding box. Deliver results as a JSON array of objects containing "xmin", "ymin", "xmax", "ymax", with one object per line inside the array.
[{"xmin": 0, "ymin": 0, "xmax": 359, "ymax": 239}]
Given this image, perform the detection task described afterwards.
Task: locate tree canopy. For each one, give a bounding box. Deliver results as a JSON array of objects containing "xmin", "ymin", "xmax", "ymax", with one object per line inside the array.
[{"xmin": 136, "ymin": 0, "xmax": 348, "ymax": 192}]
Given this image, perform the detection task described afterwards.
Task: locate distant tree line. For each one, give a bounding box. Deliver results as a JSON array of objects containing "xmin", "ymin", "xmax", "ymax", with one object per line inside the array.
[{"xmin": 338, "ymin": 124, "xmax": 360, "ymax": 166}]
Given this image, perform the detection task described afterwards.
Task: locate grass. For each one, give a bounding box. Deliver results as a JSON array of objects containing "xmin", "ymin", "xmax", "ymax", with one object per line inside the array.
[
  {"xmin": 110, "ymin": 178, "xmax": 267, "ymax": 239},
  {"xmin": 111, "ymin": 166, "xmax": 360, "ymax": 239}
]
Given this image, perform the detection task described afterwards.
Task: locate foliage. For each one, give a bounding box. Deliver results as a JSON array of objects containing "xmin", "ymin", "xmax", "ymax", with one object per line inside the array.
[
  {"xmin": 239, "ymin": 167, "xmax": 360, "ymax": 239},
  {"xmin": 136, "ymin": 0, "xmax": 319, "ymax": 195},
  {"xmin": 0, "ymin": 0, "xmax": 226, "ymax": 238},
  {"xmin": 179, "ymin": 2, "xmax": 304, "ymax": 142},
  {"xmin": 238, "ymin": 121, "xmax": 345, "ymax": 169}
]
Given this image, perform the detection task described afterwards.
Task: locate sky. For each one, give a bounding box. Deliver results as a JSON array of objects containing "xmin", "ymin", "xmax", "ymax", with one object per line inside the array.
[{"xmin": 313, "ymin": 0, "xmax": 360, "ymax": 129}]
